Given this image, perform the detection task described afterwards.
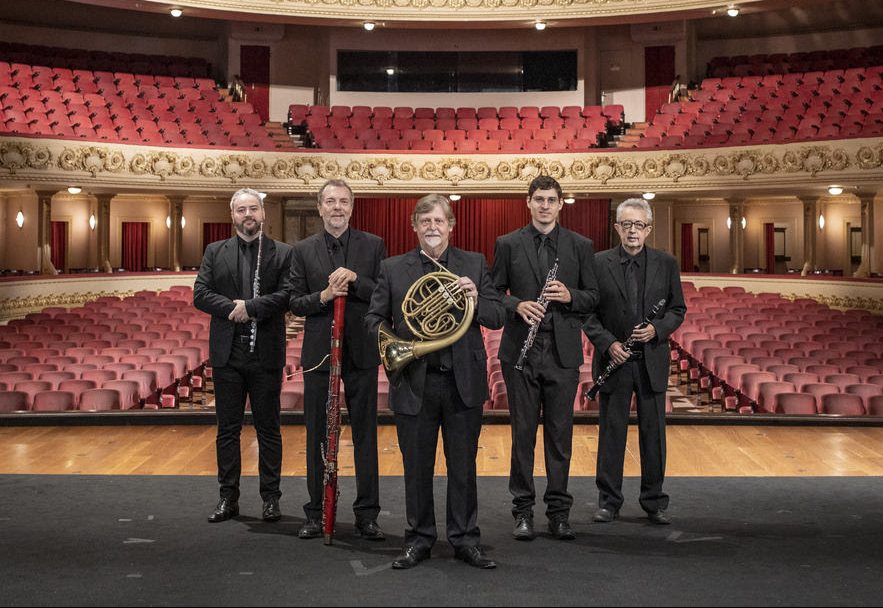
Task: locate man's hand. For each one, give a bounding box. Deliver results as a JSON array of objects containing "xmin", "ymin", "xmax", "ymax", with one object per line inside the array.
[
  {"xmin": 608, "ymin": 341, "xmax": 631, "ymax": 365},
  {"xmin": 543, "ymin": 280, "xmax": 571, "ymax": 304},
  {"xmin": 517, "ymin": 300, "xmax": 546, "ymax": 325},
  {"xmin": 457, "ymin": 276, "xmax": 478, "ymax": 305},
  {"xmin": 320, "ymin": 268, "xmax": 355, "ymax": 304},
  {"xmin": 228, "ymin": 299, "xmax": 251, "ymax": 323},
  {"xmin": 629, "ymin": 323, "xmax": 657, "ymax": 343}
]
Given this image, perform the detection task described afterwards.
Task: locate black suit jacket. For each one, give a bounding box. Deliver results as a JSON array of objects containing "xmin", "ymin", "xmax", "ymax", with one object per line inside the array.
[
  {"xmin": 583, "ymin": 246, "xmax": 686, "ymax": 393},
  {"xmin": 194, "ymin": 235, "xmax": 293, "ymax": 369},
  {"xmin": 289, "ymin": 228, "xmax": 386, "ymax": 371},
  {"xmin": 365, "ymin": 247, "xmax": 506, "ymax": 415},
  {"xmin": 492, "ymin": 225, "xmax": 599, "ymax": 369}
]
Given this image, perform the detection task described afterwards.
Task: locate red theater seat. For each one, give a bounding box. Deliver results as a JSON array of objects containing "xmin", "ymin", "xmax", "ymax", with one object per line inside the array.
[
  {"xmin": 775, "ymin": 392, "xmax": 818, "ymax": 415},
  {"xmin": 0, "ymin": 391, "xmax": 28, "ymax": 412},
  {"xmin": 78, "ymin": 388, "xmax": 121, "ymax": 411},
  {"xmin": 32, "ymin": 391, "xmax": 76, "ymax": 412},
  {"xmin": 820, "ymin": 393, "xmax": 865, "ymax": 416}
]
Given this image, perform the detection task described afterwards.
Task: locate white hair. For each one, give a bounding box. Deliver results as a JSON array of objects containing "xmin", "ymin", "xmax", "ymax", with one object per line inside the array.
[
  {"xmin": 616, "ymin": 198, "xmax": 653, "ymax": 224},
  {"xmin": 229, "ymin": 188, "xmax": 264, "ymax": 210}
]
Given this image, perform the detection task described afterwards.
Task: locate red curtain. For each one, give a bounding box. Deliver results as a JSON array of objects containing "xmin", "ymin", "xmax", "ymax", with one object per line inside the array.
[
  {"xmin": 352, "ymin": 197, "xmax": 610, "ymax": 266},
  {"xmin": 644, "ymin": 45, "xmax": 676, "ymax": 120},
  {"xmin": 764, "ymin": 222, "xmax": 775, "ymax": 273},
  {"xmin": 122, "ymin": 222, "xmax": 149, "ymax": 271},
  {"xmin": 203, "ymin": 222, "xmax": 232, "ymax": 251},
  {"xmin": 681, "ymin": 223, "xmax": 694, "ymax": 273},
  {"xmin": 50, "ymin": 220, "xmax": 67, "ymax": 271}
]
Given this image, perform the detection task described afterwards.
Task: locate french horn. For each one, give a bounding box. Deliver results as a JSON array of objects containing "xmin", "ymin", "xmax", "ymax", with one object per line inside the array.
[{"xmin": 377, "ymin": 251, "xmax": 474, "ymax": 384}]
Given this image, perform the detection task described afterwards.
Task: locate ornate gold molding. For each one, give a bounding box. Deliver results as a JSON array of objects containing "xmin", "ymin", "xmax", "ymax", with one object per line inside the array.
[
  {"xmin": 158, "ymin": 0, "xmax": 754, "ymax": 22},
  {"xmin": 2, "ymin": 136, "xmax": 881, "ymax": 193},
  {"xmin": 0, "ymin": 290, "xmax": 135, "ymax": 322}
]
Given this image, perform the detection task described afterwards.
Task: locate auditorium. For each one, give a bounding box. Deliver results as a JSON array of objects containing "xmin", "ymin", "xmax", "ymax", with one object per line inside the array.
[{"xmin": 0, "ymin": 0, "xmax": 881, "ymax": 604}]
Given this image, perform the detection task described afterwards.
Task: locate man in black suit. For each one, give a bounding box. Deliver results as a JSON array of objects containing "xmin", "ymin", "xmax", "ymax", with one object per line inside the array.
[
  {"xmin": 289, "ymin": 179, "xmax": 386, "ymax": 540},
  {"xmin": 194, "ymin": 188, "xmax": 293, "ymax": 523},
  {"xmin": 492, "ymin": 175, "xmax": 599, "ymax": 541},
  {"xmin": 583, "ymin": 198, "xmax": 686, "ymax": 525},
  {"xmin": 366, "ymin": 194, "xmax": 505, "ymax": 570}
]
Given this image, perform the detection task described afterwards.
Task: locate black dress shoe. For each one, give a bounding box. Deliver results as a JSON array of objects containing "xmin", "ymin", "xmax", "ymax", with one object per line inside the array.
[
  {"xmin": 548, "ymin": 518, "xmax": 576, "ymax": 540},
  {"xmin": 262, "ymin": 497, "xmax": 281, "ymax": 522},
  {"xmin": 593, "ymin": 507, "xmax": 619, "ymax": 523},
  {"xmin": 354, "ymin": 519, "xmax": 385, "ymax": 540},
  {"xmin": 454, "ymin": 546, "xmax": 497, "ymax": 569},
  {"xmin": 391, "ymin": 545, "xmax": 430, "ymax": 570},
  {"xmin": 207, "ymin": 498, "xmax": 239, "ymax": 523},
  {"xmin": 647, "ymin": 509, "xmax": 671, "ymax": 525},
  {"xmin": 512, "ymin": 513, "xmax": 535, "ymax": 541},
  {"xmin": 298, "ymin": 518, "xmax": 323, "ymax": 539}
]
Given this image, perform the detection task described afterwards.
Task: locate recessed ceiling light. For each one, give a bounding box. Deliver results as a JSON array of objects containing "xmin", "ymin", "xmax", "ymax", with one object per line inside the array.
[
  {"xmin": 363, "ymin": 21, "xmax": 376, "ymax": 31},
  {"xmin": 67, "ymin": 186, "xmax": 82, "ymax": 194},
  {"xmin": 726, "ymin": 6, "xmax": 740, "ymax": 17},
  {"xmin": 827, "ymin": 185, "xmax": 844, "ymax": 195},
  {"xmin": 535, "ymin": 21, "xmax": 547, "ymax": 31},
  {"xmin": 170, "ymin": 8, "xmax": 183, "ymax": 18},
  {"xmin": 642, "ymin": 192, "xmax": 656, "ymax": 200}
]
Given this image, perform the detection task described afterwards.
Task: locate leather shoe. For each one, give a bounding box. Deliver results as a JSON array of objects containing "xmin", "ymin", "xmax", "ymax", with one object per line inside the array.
[
  {"xmin": 512, "ymin": 513, "xmax": 535, "ymax": 541},
  {"xmin": 548, "ymin": 517, "xmax": 576, "ymax": 540},
  {"xmin": 647, "ymin": 509, "xmax": 671, "ymax": 525},
  {"xmin": 391, "ymin": 545, "xmax": 430, "ymax": 570},
  {"xmin": 454, "ymin": 545, "xmax": 496, "ymax": 569},
  {"xmin": 593, "ymin": 507, "xmax": 619, "ymax": 523},
  {"xmin": 298, "ymin": 518, "xmax": 323, "ymax": 539},
  {"xmin": 207, "ymin": 498, "xmax": 239, "ymax": 523},
  {"xmin": 354, "ymin": 519, "xmax": 385, "ymax": 541},
  {"xmin": 262, "ymin": 497, "xmax": 281, "ymax": 522}
]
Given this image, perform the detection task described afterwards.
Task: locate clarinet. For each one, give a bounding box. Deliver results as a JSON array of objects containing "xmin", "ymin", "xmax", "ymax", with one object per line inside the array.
[
  {"xmin": 248, "ymin": 223, "xmax": 264, "ymax": 353},
  {"xmin": 585, "ymin": 298, "xmax": 666, "ymax": 400},
  {"xmin": 515, "ymin": 258, "xmax": 559, "ymax": 371}
]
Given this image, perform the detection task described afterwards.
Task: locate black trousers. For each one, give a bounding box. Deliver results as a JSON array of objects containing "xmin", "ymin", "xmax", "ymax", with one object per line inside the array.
[
  {"xmin": 502, "ymin": 331, "xmax": 579, "ymax": 519},
  {"xmin": 303, "ymin": 360, "xmax": 380, "ymax": 522},
  {"xmin": 596, "ymin": 360, "xmax": 668, "ymax": 514},
  {"xmin": 213, "ymin": 338, "xmax": 283, "ymax": 502},
  {"xmin": 394, "ymin": 370, "xmax": 483, "ymax": 551}
]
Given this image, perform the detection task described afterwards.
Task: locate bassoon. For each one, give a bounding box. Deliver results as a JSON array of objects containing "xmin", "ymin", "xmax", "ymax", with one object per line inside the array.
[
  {"xmin": 321, "ymin": 295, "xmax": 346, "ymax": 544},
  {"xmin": 585, "ymin": 298, "xmax": 666, "ymax": 400}
]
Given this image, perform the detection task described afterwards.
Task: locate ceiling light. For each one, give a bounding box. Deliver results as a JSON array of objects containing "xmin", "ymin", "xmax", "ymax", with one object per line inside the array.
[
  {"xmin": 827, "ymin": 185, "xmax": 843, "ymax": 195},
  {"xmin": 363, "ymin": 22, "xmax": 376, "ymax": 31},
  {"xmin": 170, "ymin": 8, "xmax": 183, "ymax": 18},
  {"xmin": 258, "ymin": 192, "xmax": 267, "ymax": 200},
  {"xmin": 535, "ymin": 21, "xmax": 547, "ymax": 31},
  {"xmin": 386, "ymin": 68, "xmax": 395, "ymax": 76},
  {"xmin": 67, "ymin": 186, "xmax": 82, "ymax": 195},
  {"xmin": 726, "ymin": 6, "xmax": 740, "ymax": 17},
  {"xmin": 449, "ymin": 194, "xmax": 461, "ymax": 202},
  {"xmin": 563, "ymin": 197, "xmax": 575, "ymax": 205},
  {"xmin": 642, "ymin": 192, "xmax": 655, "ymax": 200}
]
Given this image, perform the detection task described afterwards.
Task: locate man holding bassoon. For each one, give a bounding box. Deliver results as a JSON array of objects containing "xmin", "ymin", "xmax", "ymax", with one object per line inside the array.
[{"xmin": 289, "ymin": 179, "xmax": 386, "ymax": 541}]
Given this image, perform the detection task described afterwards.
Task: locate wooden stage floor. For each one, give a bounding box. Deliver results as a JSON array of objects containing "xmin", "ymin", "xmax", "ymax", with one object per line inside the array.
[{"xmin": 1, "ymin": 424, "xmax": 882, "ymax": 477}]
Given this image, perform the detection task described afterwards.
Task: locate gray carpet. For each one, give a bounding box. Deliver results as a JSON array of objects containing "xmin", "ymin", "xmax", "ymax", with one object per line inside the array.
[{"xmin": 1, "ymin": 475, "xmax": 881, "ymax": 606}]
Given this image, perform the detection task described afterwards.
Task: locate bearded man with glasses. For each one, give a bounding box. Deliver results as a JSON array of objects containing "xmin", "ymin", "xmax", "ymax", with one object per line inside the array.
[{"xmin": 583, "ymin": 198, "xmax": 686, "ymax": 526}]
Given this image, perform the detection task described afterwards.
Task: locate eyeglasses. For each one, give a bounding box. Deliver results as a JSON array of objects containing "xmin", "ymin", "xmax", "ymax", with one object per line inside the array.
[
  {"xmin": 530, "ymin": 196, "xmax": 560, "ymax": 206},
  {"xmin": 618, "ymin": 221, "xmax": 649, "ymax": 231}
]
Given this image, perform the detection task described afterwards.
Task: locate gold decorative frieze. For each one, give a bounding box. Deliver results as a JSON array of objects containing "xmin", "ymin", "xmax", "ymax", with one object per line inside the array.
[{"xmin": 1, "ymin": 135, "xmax": 881, "ymax": 194}]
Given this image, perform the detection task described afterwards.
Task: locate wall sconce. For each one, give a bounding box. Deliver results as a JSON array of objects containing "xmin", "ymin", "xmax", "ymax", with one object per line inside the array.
[
  {"xmin": 89, "ymin": 213, "xmax": 96, "ymax": 231},
  {"xmin": 181, "ymin": 216, "xmax": 186, "ymax": 229},
  {"xmin": 448, "ymin": 194, "xmax": 461, "ymax": 202},
  {"xmin": 563, "ymin": 197, "xmax": 575, "ymax": 205},
  {"xmin": 642, "ymin": 192, "xmax": 656, "ymax": 200},
  {"xmin": 726, "ymin": 6, "xmax": 740, "ymax": 17},
  {"xmin": 726, "ymin": 216, "xmax": 732, "ymax": 230},
  {"xmin": 535, "ymin": 21, "xmax": 547, "ymax": 31},
  {"xmin": 818, "ymin": 214, "xmax": 825, "ymax": 230},
  {"xmin": 166, "ymin": 215, "xmax": 171, "ymax": 229},
  {"xmin": 15, "ymin": 209, "xmax": 24, "ymax": 229},
  {"xmin": 827, "ymin": 185, "xmax": 843, "ymax": 196},
  {"xmin": 67, "ymin": 186, "xmax": 82, "ymax": 195},
  {"xmin": 741, "ymin": 217, "xmax": 747, "ymax": 230}
]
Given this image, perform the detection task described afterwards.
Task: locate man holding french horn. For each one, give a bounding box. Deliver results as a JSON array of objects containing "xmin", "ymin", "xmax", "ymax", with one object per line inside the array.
[
  {"xmin": 366, "ymin": 194, "xmax": 505, "ymax": 570},
  {"xmin": 491, "ymin": 176, "xmax": 599, "ymax": 542}
]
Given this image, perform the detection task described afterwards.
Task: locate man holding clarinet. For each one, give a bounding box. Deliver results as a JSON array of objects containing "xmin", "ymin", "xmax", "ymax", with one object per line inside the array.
[
  {"xmin": 491, "ymin": 176, "xmax": 598, "ymax": 542},
  {"xmin": 583, "ymin": 198, "xmax": 686, "ymax": 526},
  {"xmin": 289, "ymin": 179, "xmax": 386, "ymax": 541}
]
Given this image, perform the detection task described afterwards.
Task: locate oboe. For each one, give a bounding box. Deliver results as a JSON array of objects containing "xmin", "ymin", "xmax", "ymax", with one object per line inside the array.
[
  {"xmin": 585, "ymin": 298, "xmax": 666, "ymax": 400},
  {"xmin": 322, "ymin": 295, "xmax": 346, "ymax": 545},
  {"xmin": 515, "ymin": 258, "xmax": 559, "ymax": 371},
  {"xmin": 248, "ymin": 223, "xmax": 264, "ymax": 353}
]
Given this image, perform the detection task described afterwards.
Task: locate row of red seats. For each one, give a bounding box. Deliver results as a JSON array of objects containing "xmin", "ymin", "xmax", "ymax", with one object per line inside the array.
[
  {"xmin": 291, "ymin": 104, "xmax": 623, "ymax": 123},
  {"xmin": 0, "ymin": 61, "xmax": 277, "ymax": 148},
  {"xmin": 0, "ymin": 42, "xmax": 210, "ymax": 78},
  {"xmin": 674, "ymin": 284, "xmax": 883, "ymax": 416},
  {"xmin": 708, "ymin": 45, "xmax": 883, "ymax": 78},
  {"xmin": 305, "ymin": 115, "xmax": 608, "ymax": 133}
]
